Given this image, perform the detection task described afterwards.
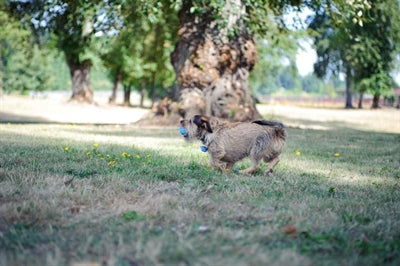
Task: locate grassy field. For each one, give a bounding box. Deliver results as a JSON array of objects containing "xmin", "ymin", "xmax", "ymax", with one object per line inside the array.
[{"xmin": 1, "ymin": 97, "xmax": 400, "ymax": 265}]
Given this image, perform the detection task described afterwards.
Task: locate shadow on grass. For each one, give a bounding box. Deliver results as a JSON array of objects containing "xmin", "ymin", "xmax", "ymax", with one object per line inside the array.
[
  {"xmin": 0, "ymin": 111, "xmax": 52, "ymax": 124},
  {"xmin": 0, "ymin": 129, "xmax": 213, "ymax": 183}
]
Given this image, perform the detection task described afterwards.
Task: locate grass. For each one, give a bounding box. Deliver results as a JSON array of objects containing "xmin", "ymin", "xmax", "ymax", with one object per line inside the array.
[{"xmin": 1, "ymin": 104, "xmax": 400, "ymax": 265}]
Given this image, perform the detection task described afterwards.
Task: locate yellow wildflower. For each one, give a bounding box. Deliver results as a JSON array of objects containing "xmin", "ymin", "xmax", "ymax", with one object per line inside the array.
[
  {"xmin": 122, "ymin": 152, "xmax": 128, "ymax": 157},
  {"xmin": 295, "ymin": 150, "xmax": 301, "ymax": 156},
  {"xmin": 334, "ymin": 153, "xmax": 340, "ymax": 157},
  {"xmin": 64, "ymin": 146, "xmax": 69, "ymax": 151},
  {"xmin": 146, "ymin": 154, "xmax": 151, "ymax": 158},
  {"xmin": 136, "ymin": 155, "xmax": 141, "ymax": 159},
  {"xmin": 93, "ymin": 143, "xmax": 99, "ymax": 147},
  {"xmin": 86, "ymin": 151, "xmax": 91, "ymax": 156}
]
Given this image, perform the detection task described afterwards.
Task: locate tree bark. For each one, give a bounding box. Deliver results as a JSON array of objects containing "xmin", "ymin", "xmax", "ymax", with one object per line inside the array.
[
  {"xmin": 170, "ymin": 0, "xmax": 262, "ymax": 121},
  {"xmin": 67, "ymin": 59, "xmax": 93, "ymax": 103},
  {"xmin": 358, "ymin": 90, "xmax": 364, "ymax": 109},
  {"xmin": 0, "ymin": 53, "xmax": 3, "ymax": 97},
  {"xmin": 345, "ymin": 67, "xmax": 354, "ymax": 109},
  {"xmin": 109, "ymin": 69, "xmax": 122, "ymax": 105},
  {"xmin": 150, "ymin": 71, "xmax": 156, "ymax": 108},
  {"xmin": 123, "ymin": 85, "xmax": 131, "ymax": 106},
  {"xmin": 140, "ymin": 78, "xmax": 146, "ymax": 108},
  {"xmin": 372, "ymin": 93, "xmax": 380, "ymax": 108}
]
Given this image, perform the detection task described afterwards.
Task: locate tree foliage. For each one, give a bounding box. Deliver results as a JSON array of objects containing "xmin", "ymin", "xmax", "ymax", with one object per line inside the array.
[
  {"xmin": 0, "ymin": 5, "xmax": 52, "ymax": 94},
  {"xmin": 100, "ymin": 0, "xmax": 179, "ymax": 105},
  {"xmin": 2, "ymin": 0, "xmax": 398, "ymax": 111},
  {"xmin": 308, "ymin": 0, "xmax": 400, "ymax": 108}
]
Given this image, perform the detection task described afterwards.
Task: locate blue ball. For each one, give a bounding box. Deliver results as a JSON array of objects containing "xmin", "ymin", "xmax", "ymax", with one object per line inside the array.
[
  {"xmin": 179, "ymin": 127, "xmax": 187, "ymax": 136},
  {"xmin": 200, "ymin": 145, "xmax": 208, "ymax": 152}
]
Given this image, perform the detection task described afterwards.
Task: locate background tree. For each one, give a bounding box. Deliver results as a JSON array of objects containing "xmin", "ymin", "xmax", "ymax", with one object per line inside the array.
[
  {"xmin": 250, "ymin": 10, "xmax": 302, "ymax": 97},
  {"xmin": 6, "ymin": 0, "xmax": 115, "ymax": 103},
  {"xmin": 351, "ymin": 0, "xmax": 400, "ymax": 108},
  {"xmin": 171, "ymin": 0, "xmax": 263, "ymax": 121},
  {"xmin": 308, "ymin": 0, "xmax": 400, "ymax": 108},
  {"xmin": 308, "ymin": 1, "xmax": 357, "ymax": 108},
  {"xmin": 100, "ymin": 0, "xmax": 178, "ymax": 107},
  {"xmin": 0, "ymin": 5, "xmax": 51, "ymax": 95},
  {"xmin": 169, "ymin": 0, "xmax": 374, "ymax": 120}
]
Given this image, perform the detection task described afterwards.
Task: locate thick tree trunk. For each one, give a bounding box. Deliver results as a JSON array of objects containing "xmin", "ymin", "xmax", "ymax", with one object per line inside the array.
[
  {"xmin": 109, "ymin": 69, "xmax": 122, "ymax": 105},
  {"xmin": 170, "ymin": 0, "xmax": 261, "ymax": 121},
  {"xmin": 372, "ymin": 93, "xmax": 380, "ymax": 108},
  {"xmin": 67, "ymin": 59, "xmax": 93, "ymax": 103},
  {"xmin": 345, "ymin": 68, "xmax": 354, "ymax": 109}
]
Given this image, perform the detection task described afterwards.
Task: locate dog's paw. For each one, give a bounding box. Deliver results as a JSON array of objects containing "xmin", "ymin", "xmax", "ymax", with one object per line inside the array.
[
  {"xmin": 264, "ymin": 169, "xmax": 273, "ymax": 176},
  {"xmin": 239, "ymin": 169, "xmax": 252, "ymax": 175}
]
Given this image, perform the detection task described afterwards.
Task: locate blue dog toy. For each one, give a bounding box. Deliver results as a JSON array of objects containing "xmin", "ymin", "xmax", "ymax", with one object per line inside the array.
[
  {"xmin": 179, "ymin": 127, "xmax": 187, "ymax": 136},
  {"xmin": 200, "ymin": 145, "xmax": 208, "ymax": 152}
]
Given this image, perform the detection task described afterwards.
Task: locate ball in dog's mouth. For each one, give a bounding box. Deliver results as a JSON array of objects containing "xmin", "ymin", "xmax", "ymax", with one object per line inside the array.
[{"xmin": 179, "ymin": 127, "xmax": 188, "ymax": 138}]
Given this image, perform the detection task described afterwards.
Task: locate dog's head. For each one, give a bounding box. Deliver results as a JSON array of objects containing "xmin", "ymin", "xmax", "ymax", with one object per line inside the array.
[{"xmin": 180, "ymin": 115, "xmax": 213, "ymax": 141}]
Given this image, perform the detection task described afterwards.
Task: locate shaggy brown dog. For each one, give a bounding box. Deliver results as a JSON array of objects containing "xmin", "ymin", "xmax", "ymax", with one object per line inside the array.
[{"xmin": 180, "ymin": 115, "xmax": 286, "ymax": 175}]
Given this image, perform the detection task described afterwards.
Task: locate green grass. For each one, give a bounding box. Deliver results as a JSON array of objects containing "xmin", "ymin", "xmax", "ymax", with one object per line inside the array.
[{"xmin": 1, "ymin": 113, "xmax": 400, "ymax": 265}]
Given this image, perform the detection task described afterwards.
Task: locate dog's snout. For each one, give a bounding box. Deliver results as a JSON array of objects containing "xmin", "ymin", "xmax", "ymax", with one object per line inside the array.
[{"xmin": 180, "ymin": 120, "xmax": 184, "ymax": 125}]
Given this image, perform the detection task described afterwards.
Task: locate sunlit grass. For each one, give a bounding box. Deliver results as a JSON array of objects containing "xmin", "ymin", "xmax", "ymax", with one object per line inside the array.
[{"xmin": 1, "ymin": 107, "xmax": 400, "ymax": 265}]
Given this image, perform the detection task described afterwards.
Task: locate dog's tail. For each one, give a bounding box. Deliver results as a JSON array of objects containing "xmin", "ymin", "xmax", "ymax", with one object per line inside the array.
[
  {"xmin": 252, "ymin": 120, "xmax": 284, "ymax": 128},
  {"xmin": 252, "ymin": 120, "xmax": 286, "ymax": 140}
]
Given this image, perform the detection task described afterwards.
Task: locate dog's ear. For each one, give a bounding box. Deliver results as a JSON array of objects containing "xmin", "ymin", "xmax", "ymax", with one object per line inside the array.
[{"xmin": 193, "ymin": 115, "xmax": 213, "ymax": 133}]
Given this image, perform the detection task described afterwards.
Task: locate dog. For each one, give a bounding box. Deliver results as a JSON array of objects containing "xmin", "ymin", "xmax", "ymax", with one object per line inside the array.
[{"xmin": 180, "ymin": 115, "xmax": 286, "ymax": 175}]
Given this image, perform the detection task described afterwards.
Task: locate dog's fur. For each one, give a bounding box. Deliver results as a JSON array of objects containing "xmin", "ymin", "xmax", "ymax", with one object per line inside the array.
[{"xmin": 180, "ymin": 115, "xmax": 286, "ymax": 175}]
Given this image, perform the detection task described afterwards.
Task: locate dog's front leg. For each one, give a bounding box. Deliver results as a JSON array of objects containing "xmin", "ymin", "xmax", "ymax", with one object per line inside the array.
[
  {"xmin": 209, "ymin": 149, "xmax": 231, "ymax": 174},
  {"xmin": 210, "ymin": 159, "xmax": 229, "ymax": 173}
]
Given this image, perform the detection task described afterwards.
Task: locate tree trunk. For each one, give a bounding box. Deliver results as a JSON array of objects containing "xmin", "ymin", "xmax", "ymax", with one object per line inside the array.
[
  {"xmin": 345, "ymin": 68, "xmax": 354, "ymax": 109},
  {"xmin": 0, "ymin": 53, "xmax": 3, "ymax": 97},
  {"xmin": 372, "ymin": 93, "xmax": 380, "ymax": 108},
  {"xmin": 123, "ymin": 85, "xmax": 131, "ymax": 106},
  {"xmin": 67, "ymin": 59, "xmax": 93, "ymax": 103},
  {"xmin": 140, "ymin": 78, "xmax": 146, "ymax": 108},
  {"xmin": 358, "ymin": 90, "xmax": 364, "ymax": 109},
  {"xmin": 109, "ymin": 69, "xmax": 122, "ymax": 105},
  {"xmin": 150, "ymin": 72, "xmax": 156, "ymax": 108},
  {"xmin": 170, "ymin": 0, "xmax": 261, "ymax": 121}
]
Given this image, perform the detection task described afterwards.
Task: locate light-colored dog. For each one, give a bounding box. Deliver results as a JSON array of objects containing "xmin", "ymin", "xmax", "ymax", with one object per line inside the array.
[{"xmin": 180, "ymin": 115, "xmax": 286, "ymax": 175}]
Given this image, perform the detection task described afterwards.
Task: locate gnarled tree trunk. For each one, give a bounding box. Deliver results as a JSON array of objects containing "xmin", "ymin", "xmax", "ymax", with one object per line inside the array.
[
  {"xmin": 171, "ymin": 0, "xmax": 262, "ymax": 122},
  {"xmin": 67, "ymin": 59, "xmax": 93, "ymax": 103}
]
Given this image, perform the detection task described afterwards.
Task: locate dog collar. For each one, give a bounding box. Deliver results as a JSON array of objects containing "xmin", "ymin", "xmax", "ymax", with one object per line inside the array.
[{"xmin": 200, "ymin": 145, "xmax": 208, "ymax": 152}]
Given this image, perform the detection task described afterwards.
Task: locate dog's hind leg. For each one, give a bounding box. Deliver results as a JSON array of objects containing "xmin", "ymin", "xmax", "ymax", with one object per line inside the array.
[
  {"xmin": 264, "ymin": 157, "xmax": 280, "ymax": 176},
  {"xmin": 239, "ymin": 157, "xmax": 261, "ymax": 175}
]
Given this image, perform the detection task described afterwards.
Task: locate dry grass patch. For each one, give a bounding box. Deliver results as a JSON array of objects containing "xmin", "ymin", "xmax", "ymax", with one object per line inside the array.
[{"xmin": 1, "ymin": 99, "xmax": 400, "ymax": 265}]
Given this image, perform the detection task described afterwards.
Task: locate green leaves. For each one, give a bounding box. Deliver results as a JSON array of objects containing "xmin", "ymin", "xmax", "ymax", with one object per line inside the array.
[{"xmin": 309, "ymin": 0, "xmax": 400, "ymax": 103}]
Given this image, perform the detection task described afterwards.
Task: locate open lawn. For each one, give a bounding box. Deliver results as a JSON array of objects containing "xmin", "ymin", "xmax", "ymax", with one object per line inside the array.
[{"xmin": 1, "ymin": 96, "xmax": 400, "ymax": 265}]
